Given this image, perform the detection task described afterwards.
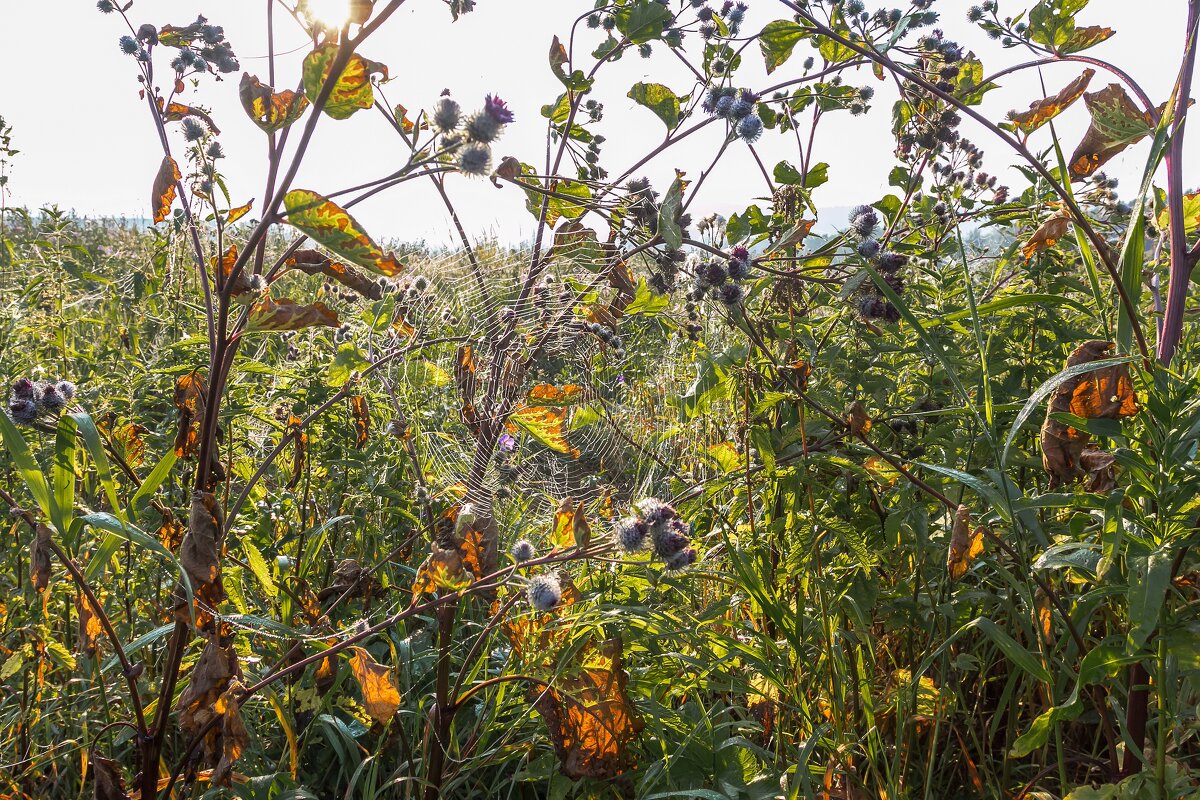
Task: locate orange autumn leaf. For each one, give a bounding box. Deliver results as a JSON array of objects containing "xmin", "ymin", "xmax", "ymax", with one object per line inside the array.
[
  {"xmin": 1068, "ymin": 358, "xmax": 1139, "ymax": 420},
  {"xmin": 285, "ymin": 248, "xmax": 383, "ymax": 299},
  {"xmin": 248, "ymin": 297, "xmax": 340, "ymax": 332},
  {"xmin": 946, "ymin": 505, "xmax": 984, "ymax": 580},
  {"xmin": 173, "ymin": 370, "xmax": 208, "ymax": 457},
  {"xmin": 239, "ymin": 72, "xmax": 309, "ymax": 133},
  {"xmin": 349, "ymin": 395, "xmax": 371, "ymax": 448},
  {"xmin": 1006, "ymin": 69, "xmax": 1094, "ymax": 134},
  {"xmin": 551, "ymin": 497, "xmax": 590, "ymax": 550},
  {"xmin": 454, "ymin": 345, "xmax": 478, "ymax": 400},
  {"xmin": 111, "ymin": 423, "xmax": 148, "ymax": 468},
  {"xmin": 509, "ymin": 406, "xmax": 580, "ymax": 458},
  {"xmin": 211, "ymin": 680, "xmax": 249, "ymax": 786},
  {"xmin": 528, "ymin": 384, "xmax": 584, "ymax": 406},
  {"xmin": 500, "ymin": 579, "xmax": 583, "ymax": 660},
  {"xmin": 151, "ymin": 156, "xmax": 182, "ymax": 224},
  {"xmin": 530, "ymin": 637, "xmax": 643, "ymax": 780},
  {"xmin": 1022, "ymin": 208, "xmax": 1073, "ymax": 261},
  {"xmin": 77, "ymin": 593, "xmax": 103, "ymax": 657},
  {"xmin": 348, "ymin": 647, "xmax": 401, "ymax": 725},
  {"xmin": 211, "ymin": 244, "xmax": 259, "ymax": 297},
  {"xmin": 1069, "ymin": 84, "xmax": 1157, "ymax": 179},
  {"xmin": 283, "ymin": 190, "xmax": 404, "ymax": 277},
  {"xmin": 845, "ymin": 401, "xmax": 871, "ymax": 436},
  {"xmin": 412, "ymin": 546, "xmax": 470, "ymax": 599},
  {"xmin": 459, "ymin": 523, "xmax": 486, "ymax": 579},
  {"xmin": 159, "ymin": 508, "xmax": 185, "ymax": 551},
  {"xmin": 225, "ymin": 199, "xmax": 254, "ymax": 225},
  {"xmin": 160, "ymin": 100, "xmax": 222, "ymax": 135}
]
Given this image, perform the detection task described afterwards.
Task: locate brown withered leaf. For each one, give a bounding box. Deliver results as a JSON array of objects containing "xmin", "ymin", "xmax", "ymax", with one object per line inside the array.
[
  {"xmin": 1022, "ymin": 208, "xmax": 1072, "ymax": 261},
  {"xmin": 1069, "ymin": 84, "xmax": 1156, "ymax": 179},
  {"xmin": 412, "ymin": 546, "xmax": 470, "ymax": 599},
  {"xmin": 177, "ymin": 625, "xmax": 241, "ymax": 781},
  {"xmin": 111, "ymin": 423, "xmax": 149, "ymax": 468},
  {"xmin": 551, "ymin": 497, "xmax": 590, "ymax": 550},
  {"xmin": 285, "ymin": 249, "xmax": 383, "ymax": 300},
  {"xmin": 211, "ymin": 680, "xmax": 249, "ymax": 787},
  {"xmin": 1079, "ymin": 445, "xmax": 1118, "ymax": 493},
  {"xmin": 317, "ymin": 559, "xmax": 379, "ymax": 603},
  {"xmin": 239, "ymin": 72, "xmax": 310, "ymax": 133},
  {"xmin": 248, "ymin": 297, "xmax": 340, "ymax": 331},
  {"xmin": 159, "ymin": 508, "xmax": 185, "ymax": 551},
  {"xmin": 1007, "ymin": 69, "xmax": 1094, "ymax": 134},
  {"xmin": 176, "ymin": 491, "xmax": 227, "ymax": 628},
  {"xmin": 530, "ymin": 637, "xmax": 643, "ymax": 780},
  {"xmin": 161, "ymin": 101, "xmax": 222, "ymax": 135},
  {"xmin": 349, "ymin": 395, "xmax": 371, "ymax": 448},
  {"xmin": 845, "ymin": 401, "xmax": 872, "ymax": 437},
  {"xmin": 151, "ymin": 155, "xmax": 182, "ymax": 224},
  {"xmin": 286, "ymin": 415, "xmax": 308, "ymax": 490},
  {"xmin": 78, "ymin": 593, "xmax": 103, "ymax": 657},
  {"xmin": 454, "ymin": 345, "xmax": 478, "ymax": 401},
  {"xmin": 212, "ymin": 244, "xmax": 256, "ymax": 297},
  {"xmin": 1040, "ymin": 341, "xmax": 1138, "ymax": 488},
  {"xmin": 30, "ymin": 523, "xmax": 53, "ymax": 593},
  {"xmin": 348, "ymin": 646, "xmax": 401, "ymax": 725},
  {"xmin": 946, "ymin": 505, "xmax": 984, "ymax": 581},
  {"xmin": 173, "ymin": 370, "xmax": 208, "ymax": 458},
  {"xmin": 91, "ymin": 751, "xmax": 130, "ymax": 800}
]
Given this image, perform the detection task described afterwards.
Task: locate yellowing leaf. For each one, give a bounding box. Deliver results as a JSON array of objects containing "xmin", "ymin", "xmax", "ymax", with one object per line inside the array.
[
  {"xmin": 1022, "ymin": 208, "xmax": 1072, "ymax": 261},
  {"xmin": 302, "ymin": 44, "xmax": 387, "ymax": 120},
  {"xmin": 1069, "ymin": 84, "xmax": 1156, "ymax": 179},
  {"xmin": 248, "ymin": 297, "xmax": 340, "ymax": 331},
  {"xmin": 551, "ymin": 497, "xmax": 590, "ymax": 550},
  {"xmin": 239, "ymin": 72, "xmax": 310, "ymax": 133},
  {"xmin": 285, "ymin": 248, "xmax": 383, "ymax": 299},
  {"xmin": 285, "ymin": 414, "xmax": 308, "ymax": 490},
  {"xmin": 845, "ymin": 401, "xmax": 872, "ymax": 436},
  {"xmin": 349, "ymin": 395, "xmax": 371, "ymax": 448},
  {"xmin": 510, "ymin": 406, "xmax": 580, "ymax": 458},
  {"xmin": 528, "ymin": 384, "xmax": 584, "ymax": 406},
  {"xmin": 1006, "ymin": 69, "xmax": 1094, "ymax": 134},
  {"xmin": 283, "ymin": 190, "xmax": 404, "ymax": 277},
  {"xmin": 947, "ymin": 505, "xmax": 984, "ymax": 580},
  {"xmin": 151, "ymin": 156, "xmax": 182, "ymax": 224},
  {"xmin": 77, "ymin": 593, "xmax": 103, "ymax": 657},
  {"xmin": 412, "ymin": 546, "xmax": 470, "ymax": 599},
  {"xmin": 348, "ymin": 647, "xmax": 401, "ymax": 725},
  {"xmin": 225, "ymin": 199, "xmax": 254, "ymax": 225}
]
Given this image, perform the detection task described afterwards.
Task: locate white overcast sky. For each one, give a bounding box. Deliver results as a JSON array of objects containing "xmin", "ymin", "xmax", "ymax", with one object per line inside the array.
[{"xmin": 0, "ymin": 0, "xmax": 1195, "ymax": 245}]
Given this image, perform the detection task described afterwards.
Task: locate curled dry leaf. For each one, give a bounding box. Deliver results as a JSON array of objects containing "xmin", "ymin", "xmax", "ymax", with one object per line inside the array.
[
  {"xmin": 248, "ymin": 297, "xmax": 340, "ymax": 332},
  {"xmin": 173, "ymin": 370, "xmax": 207, "ymax": 458},
  {"xmin": 176, "ymin": 491, "xmax": 227, "ymax": 629},
  {"xmin": 946, "ymin": 505, "xmax": 984, "ymax": 581},
  {"xmin": 160, "ymin": 100, "xmax": 222, "ymax": 135},
  {"xmin": 225, "ymin": 199, "xmax": 254, "ymax": 225},
  {"xmin": 1079, "ymin": 445, "xmax": 1118, "ymax": 493},
  {"xmin": 317, "ymin": 558, "xmax": 379, "ymax": 602},
  {"xmin": 177, "ymin": 625, "xmax": 241, "ymax": 784},
  {"xmin": 350, "ymin": 395, "xmax": 371, "ymax": 449},
  {"xmin": 77, "ymin": 593, "xmax": 103, "ymax": 657},
  {"xmin": 1006, "ymin": 69, "xmax": 1094, "ymax": 134},
  {"xmin": 159, "ymin": 508, "xmax": 185, "ymax": 551},
  {"xmin": 412, "ymin": 545, "xmax": 470, "ymax": 599},
  {"xmin": 348, "ymin": 646, "xmax": 401, "ymax": 725},
  {"xmin": 1069, "ymin": 84, "xmax": 1157, "ymax": 179},
  {"xmin": 1040, "ymin": 340, "xmax": 1139, "ymax": 488},
  {"xmin": 845, "ymin": 401, "xmax": 872, "ymax": 437},
  {"xmin": 530, "ymin": 637, "xmax": 643, "ymax": 780},
  {"xmin": 283, "ymin": 190, "xmax": 404, "ymax": 277},
  {"xmin": 211, "ymin": 680, "xmax": 250, "ymax": 787},
  {"xmin": 285, "ymin": 249, "xmax": 383, "ymax": 300},
  {"xmin": 551, "ymin": 497, "xmax": 590, "ymax": 550},
  {"xmin": 239, "ymin": 72, "xmax": 309, "ymax": 133},
  {"xmin": 1022, "ymin": 208, "xmax": 1072, "ymax": 261},
  {"xmin": 151, "ymin": 155, "xmax": 182, "ymax": 225},
  {"xmin": 91, "ymin": 751, "xmax": 130, "ymax": 800},
  {"xmin": 212, "ymin": 244, "xmax": 256, "ymax": 297},
  {"xmin": 30, "ymin": 523, "xmax": 53, "ymax": 593}
]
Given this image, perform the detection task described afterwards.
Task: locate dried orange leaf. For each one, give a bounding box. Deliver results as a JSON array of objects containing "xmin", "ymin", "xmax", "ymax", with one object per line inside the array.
[
  {"xmin": 412, "ymin": 546, "xmax": 470, "ymax": 599},
  {"xmin": 1022, "ymin": 208, "xmax": 1073, "ymax": 261},
  {"xmin": 285, "ymin": 248, "xmax": 383, "ymax": 299},
  {"xmin": 176, "ymin": 492, "xmax": 227, "ymax": 628},
  {"xmin": 91, "ymin": 751, "xmax": 130, "ymax": 800},
  {"xmin": 285, "ymin": 415, "xmax": 308, "ymax": 490},
  {"xmin": 77, "ymin": 593, "xmax": 103, "ymax": 657},
  {"xmin": 947, "ymin": 505, "xmax": 984, "ymax": 580},
  {"xmin": 1069, "ymin": 84, "xmax": 1156, "ymax": 179},
  {"xmin": 248, "ymin": 297, "xmax": 340, "ymax": 331},
  {"xmin": 173, "ymin": 370, "xmax": 207, "ymax": 458},
  {"xmin": 349, "ymin": 395, "xmax": 371, "ymax": 448},
  {"xmin": 151, "ymin": 156, "xmax": 182, "ymax": 224},
  {"xmin": 348, "ymin": 647, "xmax": 401, "ymax": 725},
  {"xmin": 551, "ymin": 497, "xmax": 589, "ymax": 550},
  {"xmin": 510, "ymin": 406, "xmax": 580, "ymax": 458},
  {"xmin": 111, "ymin": 423, "xmax": 149, "ymax": 468},
  {"xmin": 283, "ymin": 190, "xmax": 404, "ymax": 277},
  {"xmin": 161, "ymin": 101, "xmax": 221, "ymax": 135},
  {"xmin": 239, "ymin": 72, "xmax": 309, "ymax": 133},
  {"xmin": 528, "ymin": 384, "xmax": 584, "ymax": 406},
  {"xmin": 1006, "ymin": 69, "xmax": 1094, "ymax": 134},
  {"xmin": 845, "ymin": 401, "xmax": 871, "ymax": 436},
  {"xmin": 1079, "ymin": 446, "xmax": 1118, "ymax": 493},
  {"xmin": 225, "ymin": 199, "xmax": 254, "ymax": 225},
  {"xmin": 30, "ymin": 524, "xmax": 53, "ymax": 593}
]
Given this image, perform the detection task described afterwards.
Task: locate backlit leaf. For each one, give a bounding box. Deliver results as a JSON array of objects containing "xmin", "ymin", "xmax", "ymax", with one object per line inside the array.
[
  {"xmin": 758, "ymin": 20, "xmax": 807, "ymax": 74},
  {"xmin": 283, "ymin": 190, "xmax": 404, "ymax": 277},
  {"xmin": 1069, "ymin": 84, "xmax": 1155, "ymax": 178},
  {"xmin": 151, "ymin": 156, "xmax": 182, "ymax": 224},
  {"xmin": 239, "ymin": 72, "xmax": 309, "ymax": 133},
  {"xmin": 510, "ymin": 406, "xmax": 580, "ymax": 458},
  {"xmin": 160, "ymin": 101, "xmax": 222, "ymax": 135},
  {"xmin": 1005, "ymin": 69, "xmax": 1094, "ymax": 134},
  {"xmin": 947, "ymin": 505, "xmax": 985, "ymax": 580},
  {"xmin": 527, "ymin": 384, "xmax": 584, "ymax": 406},
  {"xmin": 285, "ymin": 248, "xmax": 383, "ymax": 299},
  {"xmin": 285, "ymin": 415, "xmax": 308, "ymax": 490},
  {"xmin": 173, "ymin": 370, "xmax": 207, "ymax": 458},
  {"xmin": 348, "ymin": 647, "xmax": 401, "ymax": 725},
  {"xmin": 628, "ymin": 82, "xmax": 681, "ymax": 130},
  {"xmin": 302, "ymin": 44, "xmax": 387, "ymax": 120},
  {"xmin": 1022, "ymin": 208, "xmax": 1072, "ymax": 261},
  {"xmin": 349, "ymin": 395, "xmax": 371, "ymax": 448},
  {"xmin": 225, "ymin": 199, "xmax": 254, "ymax": 225},
  {"xmin": 248, "ymin": 296, "xmax": 340, "ymax": 331},
  {"xmin": 551, "ymin": 497, "xmax": 589, "ymax": 550},
  {"xmin": 412, "ymin": 546, "xmax": 470, "ymax": 598}
]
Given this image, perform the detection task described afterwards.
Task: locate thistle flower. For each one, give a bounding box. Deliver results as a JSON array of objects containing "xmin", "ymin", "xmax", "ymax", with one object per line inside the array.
[
  {"xmin": 736, "ymin": 115, "xmax": 763, "ymax": 143},
  {"xmin": 11, "ymin": 378, "xmax": 36, "ymax": 400},
  {"xmin": 664, "ymin": 547, "xmax": 698, "ymax": 570},
  {"xmin": 701, "ymin": 261, "xmax": 728, "ymax": 287},
  {"xmin": 484, "ymin": 94, "xmax": 514, "ymax": 124},
  {"xmin": 432, "ymin": 96, "xmax": 461, "ymax": 133},
  {"xmin": 849, "ymin": 205, "xmax": 879, "ymax": 237},
  {"xmin": 97, "ymin": 0, "xmax": 116, "ymax": 12},
  {"xmin": 727, "ymin": 252, "xmax": 750, "ymax": 281},
  {"xmin": 614, "ymin": 517, "xmax": 647, "ymax": 552},
  {"xmin": 119, "ymin": 35, "xmax": 139, "ymax": 55},
  {"xmin": 8, "ymin": 398, "xmax": 38, "ymax": 425},
  {"xmin": 510, "ymin": 539, "xmax": 536, "ymax": 562},
  {"xmin": 714, "ymin": 94, "xmax": 735, "ymax": 119},
  {"xmin": 655, "ymin": 528, "xmax": 689, "ymax": 559},
  {"xmin": 718, "ymin": 282, "xmax": 745, "ymax": 306},
  {"xmin": 636, "ymin": 498, "xmax": 674, "ymax": 527},
  {"xmin": 878, "ymin": 251, "xmax": 907, "ymax": 272},
  {"xmin": 457, "ymin": 142, "xmax": 492, "ymax": 176},
  {"xmin": 857, "ymin": 239, "xmax": 881, "ymax": 259},
  {"xmin": 730, "ymin": 99, "xmax": 755, "ymax": 120},
  {"xmin": 38, "ymin": 382, "xmax": 65, "ymax": 412},
  {"xmin": 181, "ymin": 118, "xmax": 207, "ymax": 142},
  {"xmin": 526, "ymin": 573, "xmax": 562, "ymax": 611},
  {"xmin": 206, "ymin": 141, "xmax": 224, "ymax": 159}
]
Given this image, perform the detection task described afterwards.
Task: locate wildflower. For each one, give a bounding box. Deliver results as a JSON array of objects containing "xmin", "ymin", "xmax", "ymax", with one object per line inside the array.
[
  {"xmin": 205, "ymin": 141, "xmax": 224, "ymax": 159},
  {"xmin": 527, "ymin": 573, "xmax": 562, "ymax": 611},
  {"xmin": 654, "ymin": 525, "xmax": 690, "ymax": 558},
  {"xmin": 967, "ymin": 5, "xmax": 984, "ymax": 21},
  {"xmin": 849, "ymin": 205, "xmax": 879, "ymax": 237},
  {"xmin": 736, "ymin": 115, "xmax": 763, "ymax": 143},
  {"xmin": 728, "ymin": 247, "xmax": 751, "ymax": 280},
  {"xmin": 586, "ymin": 13, "xmax": 601, "ymax": 28},
  {"xmin": 457, "ymin": 142, "xmax": 492, "ymax": 176},
  {"xmin": 484, "ymin": 94, "xmax": 514, "ymax": 124},
  {"xmin": 97, "ymin": 0, "xmax": 116, "ymax": 11},
  {"xmin": 858, "ymin": 86, "xmax": 875, "ymax": 102},
  {"xmin": 877, "ymin": 251, "xmax": 907, "ymax": 272},
  {"xmin": 699, "ymin": 22, "xmax": 717, "ymax": 38},
  {"xmin": 664, "ymin": 547, "xmax": 698, "ymax": 570},
  {"xmin": 637, "ymin": 497, "xmax": 674, "ymax": 527},
  {"xmin": 701, "ymin": 261, "xmax": 728, "ymax": 287},
  {"xmin": 697, "ymin": 6, "xmax": 714, "ymax": 21},
  {"xmin": 714, "ymin": 94, "xmax": 735, "ymax": 118},
  {"xmin": 57, "ymin": 380, "xmax": 77, "ymax": 402},
  {"xmin": 119, "ymin": 36, "xmax": 139, "ymax": 55},
  {"xmin": 857, "ymin": 239, "xmax": 881, "ymax": 259},
  {"xmin": 614, "ymin": 517, "xmax": 647, "ymax": 552},
  {"xmin": 718, "ymin": 282, "xmax": 744, "ymax": 305},
  {"xmin": 602, "ymin": 15, "xmax": 616, "ymax": 30},
  {"xmin": 11, "ymin": 378, "xmax": 37, "ymax": 401},
  {"xmin": 639, "ymin": 43, "xmax": 652, "ymax": 58},
  {"xmin": 730, "ymin": 98, "xmax": 755, "ymax": 120},
  {"xmin": 38, "ymin": 382, "xmax": 66, "ymax": 411},
  {"xmin": 510, "ymin": 539, "xmax": 536, "ymax": 562},
  {"xmin": 8, "ymin": 398, "xmax": 38, "ymax": 425}
]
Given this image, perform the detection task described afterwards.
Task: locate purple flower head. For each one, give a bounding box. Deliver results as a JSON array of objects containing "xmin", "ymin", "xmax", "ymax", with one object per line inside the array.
[
  {"xmin": 484, "ymin": 95, "xmax": 514, "ymax": 124},
  {"xmin": 498, "ymin": 432, "xmax": 517, "ymax": 452},
  {"xmin": 12, "ymin": 378, "xmax": 35, "ymax": 399}
]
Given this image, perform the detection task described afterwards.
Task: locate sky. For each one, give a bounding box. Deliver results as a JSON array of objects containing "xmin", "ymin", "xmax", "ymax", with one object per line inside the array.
[{"xmin": 0, "ymin": 0, "xmax": 1195, "ymax": 246}]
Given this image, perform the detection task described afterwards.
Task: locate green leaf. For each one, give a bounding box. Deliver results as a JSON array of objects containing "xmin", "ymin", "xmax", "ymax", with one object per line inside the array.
[
  {"xmin": 329, "ymin": 342, "xmax": 371, "ymax": 387},
  {"xmin": 243, "ymin": 540, "xmax": 278, "ymax": 598},
  {"xmin": 70, "ymin": 412, "xmax": 122, "ymax": 523},
  {"xmin": 302, "ymin": 43, "xmax": 387, "ymax": 120},
  {"xmin": 658, "ymin": 176, "xmax": 684, "ymax": 250},
  {"xmin": 130, "ymin": 449, "xmax": 179, "ymax": 521},
  {"xmin": 1128, "ymin": 548, "xmax": 1172, "ymax": 648},
  {"xmin": 614, "ymin": 0, "xmax": 672, "ymax": 44},
  {"xmin": 1028, "ymin": 0, "xmax": 1088, "ymax": 49},
  {"xmin": 549, "ymin": 36, "xmax": 594, "ymax": 92},
  {"xmin": 966, "ymin": 617, "xmax": 1053, "ymax": 683},
  {"xmin": 283, "ymin": 190, "xmax": 404, "ymax": 276},
  {"xmin": 758, "ymin": 20, "xmax": 807, "ymax": 74},
  {"xmin": 772, "ymin": 160, "xmax": 803, "ymax": 185},
  {"xmin": 0, "ymin": 409, "xmax": 52, "ymax": 520},
  {"xmin": 80, "ymin": 513, "xmax": 192, "ymax": 608},
  {"xmin": 628, "ymin": 82, "xmax": 681, "ymax": 130},
  {"xmin": 52, "ymin": 416, "xmax": 77, "ymax": 542},
  {"xmin": 625, "ymin": 278, "xmax": 671, "ymax": 317},
  {"xmin": 804, "ymin": 162, "xmax": 829, "ymax": 189}
]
